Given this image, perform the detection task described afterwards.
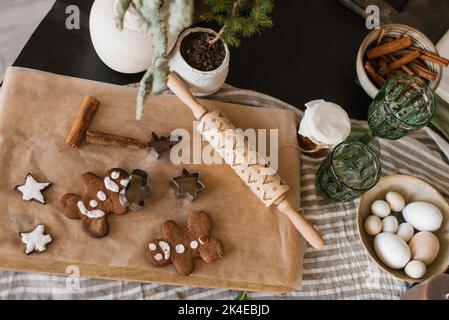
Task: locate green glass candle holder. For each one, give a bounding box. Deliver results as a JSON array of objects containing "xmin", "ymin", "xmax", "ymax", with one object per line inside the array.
[
  {"xmin": 368, "ymin": 74, "xmax": 436, "ymax": 140},
  {"xmin": 315, "ymin": 141, "xmax": 381, "ymax": 202}
]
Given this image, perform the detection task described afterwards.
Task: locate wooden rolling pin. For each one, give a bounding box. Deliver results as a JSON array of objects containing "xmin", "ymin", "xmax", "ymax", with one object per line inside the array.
[{"xmin": 167, "ymin": 73, "xmax": 324, "ymax": 249}]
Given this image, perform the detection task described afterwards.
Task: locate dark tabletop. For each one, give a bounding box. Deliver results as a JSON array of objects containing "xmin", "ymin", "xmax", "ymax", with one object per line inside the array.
[{"xmin": 13, "ymin": 0, "xmax": 379, "ymax": 120}]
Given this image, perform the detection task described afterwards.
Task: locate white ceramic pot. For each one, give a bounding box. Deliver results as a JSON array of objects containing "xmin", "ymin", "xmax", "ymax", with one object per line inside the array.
[
  {"xmin": 89, "ymin": 0, "xmax": 177, "ymax": 74},
  {"xmin": 356, "ymin": 24, "xmax": 442, "ymax": 98},
  {"xmin": 169, "ymin": 27, "xmax": 230, "ymax": 96}
]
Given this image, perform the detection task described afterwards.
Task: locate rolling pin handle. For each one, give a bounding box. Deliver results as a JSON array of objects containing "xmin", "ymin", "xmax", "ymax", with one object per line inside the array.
[
  {"xmin": 276, "ymin": 199, "xmax": 324, "ymax": 250},
  {"xmin": 167, "ymin": 72, "xmax": 208, "ymax": 120}
]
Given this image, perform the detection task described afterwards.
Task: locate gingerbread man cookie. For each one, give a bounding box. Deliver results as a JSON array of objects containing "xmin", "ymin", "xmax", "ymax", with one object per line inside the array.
[
  {"xmin": 61, "ymin": 168, "xmax": 131, "ymax": 238},
  {"xmin": 145, "ymin": 211, "xmax": 224, "ymax": 275}
]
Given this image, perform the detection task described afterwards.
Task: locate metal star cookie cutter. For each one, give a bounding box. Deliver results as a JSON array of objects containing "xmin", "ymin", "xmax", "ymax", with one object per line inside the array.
[
  {"xmin": 120, "ymin": 169, "xmax": 151, "ymax": 211},
  {"xmin": 170, "ymin": 168, "xmax": 205, "ymax": 202}
]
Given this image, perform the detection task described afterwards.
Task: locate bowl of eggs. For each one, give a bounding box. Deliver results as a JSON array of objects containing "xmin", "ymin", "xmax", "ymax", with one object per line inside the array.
[{"xmin": 357, "ymin": 175, "xmax": 449, "ymax": 282}]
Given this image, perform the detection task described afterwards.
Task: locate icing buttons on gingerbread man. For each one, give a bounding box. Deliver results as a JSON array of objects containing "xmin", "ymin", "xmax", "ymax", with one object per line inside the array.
[
  {"xmin": 97, "ymin": 191, "xmax": 107, "ymax": 201},
  {"xmin": 61, "ymin": 168, "xmax": 130, "ymax": 238},
  {"xmin": 145, "ymin": 211, "xmax": 224, "ymax": 276}
]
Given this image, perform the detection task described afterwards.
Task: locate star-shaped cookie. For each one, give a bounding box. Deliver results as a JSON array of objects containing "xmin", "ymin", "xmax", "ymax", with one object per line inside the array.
[
  {"xmin": 19, "ymin": 224, "xmax": 53, "ymax": 255},
  {"xmin": 14, "ymin": 173, "xmax": 52, "ymax": 204},
  {"xmin": 170, "ymin": 168, "xmax": 205, "ymax": 202}
]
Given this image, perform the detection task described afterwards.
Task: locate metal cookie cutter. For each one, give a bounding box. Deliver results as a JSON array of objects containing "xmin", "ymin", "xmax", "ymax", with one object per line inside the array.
[
  {"xmin": 170, "ymin": 168, "xmax": 205, "ymax": 202},
  {"xmin": 120, "ymin": 169, "xmax": 151, "ymax": 211}
]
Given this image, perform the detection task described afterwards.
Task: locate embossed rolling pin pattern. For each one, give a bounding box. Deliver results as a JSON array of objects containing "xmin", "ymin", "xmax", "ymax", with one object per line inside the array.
[{"xmin": 167, "ymin": 73, "xmax": 324, "ymax": 249}]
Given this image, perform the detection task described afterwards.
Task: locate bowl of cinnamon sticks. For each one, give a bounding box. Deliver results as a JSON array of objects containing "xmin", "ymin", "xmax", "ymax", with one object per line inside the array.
[{"xmin": 357, "ymin": 24, "xmax": 449, "ymax": 98}]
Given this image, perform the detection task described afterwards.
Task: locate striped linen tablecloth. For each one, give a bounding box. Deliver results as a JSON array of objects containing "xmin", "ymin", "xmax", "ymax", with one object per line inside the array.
[{"xmin": 1, "ymin": 85, "xmax": 448, "ymax": 300}]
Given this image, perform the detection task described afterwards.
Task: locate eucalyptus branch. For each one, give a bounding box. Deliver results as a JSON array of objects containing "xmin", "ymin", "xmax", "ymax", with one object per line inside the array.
[
  {"xmin": 115, "ymin": 0, "xmax": 132, "ymax": 30},
  {"xmin": 116, "ymin": 0, "xmax": 168, "ymax": 120},
  {"xmin": 135, "ymin": 0, "xmax": 168, "ymax": 120},
  {"xmin": 114, "ymin": 0, "xmax": 274, "ymax": 120},
  {"xmin": 169, "ymin": 0, "xmax": 194, "ymax": 35}
]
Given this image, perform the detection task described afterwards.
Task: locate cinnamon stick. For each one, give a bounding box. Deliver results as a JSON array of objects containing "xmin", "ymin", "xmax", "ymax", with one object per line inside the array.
[
  {"xmin": 408, "ymin": 63, "xmax": 437, "ymax": 81},
  {"xmin": 412, "ymin": 46, "xmax": 449, "ymax": 67},
  {"xmin": 65, "ymin": 96, "xmax": 99, "ymax": 149},
  {"xmin": 382, "ymin": 50, "xmax": 420, "ymax": 75},
  {"xmin": 366, "ymin": 37, "xmax": 413, "ymax": 59},
  {"xmin": 365, "ymin": 62, "xmax": 386, "ymax": 88},
  {"xmin": 415, "ymin": 58, "xmax": 427, "ymax": 68},
  {"xmin": 376, "ymin": 27, "xmax": 385, "ymax": 45},
  {"xmin": 420, "ymin": 54, "xmax": 449, "ymax": 67},
  {"xmin": 378, "ymin": 59, "xmax": 389, "ymax": 75},
  {"xmin": 389, "ymin": 56, "xmax": 414, "ymax": 75},
  {"xmin": 86, "ymin": 130, "xmax": 147, "ymax": 149}
]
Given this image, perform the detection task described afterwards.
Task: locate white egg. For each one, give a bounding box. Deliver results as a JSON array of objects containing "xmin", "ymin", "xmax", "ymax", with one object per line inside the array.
[
  {"xmin": 374, "ymin": 233, "xmax": 411, "ymax": 269},
  {"xmin": 382, "ymin": 216, "xmax": 398, "ymax": 233},
  {"xmin": 404, "ymin": 260, "xmax": 427, "ymax": 279},
  {"xmin": 385, "ymin": 191, "xmax": 405, "ymax": 212},
  {"xmin": 364, "ymin": 215, "xmax": 382, "ymax": 236},
  {"xmin": 408, "ymin": 231, "xmax": 440, "ymax": 266},
  {"xmin": 403, "ymin": 202, "xmax": 443, "ymax": 232},
  {"xmin": 396, "ymin": 223, "xmax": 414, "ymax": 242},
  {"xmin": 371, "ymin": 200, "xmax": 391, "ymax": 218}
]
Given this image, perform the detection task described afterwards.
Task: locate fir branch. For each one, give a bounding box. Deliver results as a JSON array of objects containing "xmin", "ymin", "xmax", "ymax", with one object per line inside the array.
[
  {"xmin": 168, "ymin": 0, "xmax": 194, "ymax": 35},
  {"xmin": 209, "ymin": 0, "xmax": 240, "ymax": 45},
  {"xmin": 200, "ymin": 0, "xmax": 274, "ymax": 47}
]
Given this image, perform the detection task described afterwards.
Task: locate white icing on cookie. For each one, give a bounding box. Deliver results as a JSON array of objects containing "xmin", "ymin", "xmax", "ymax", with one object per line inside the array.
[
  {"xmin": 199, "ymin": 236, "xmax": 207, "ymax": 245},
  {"xmin": 111, "ymin": 171, "xmax": 120, "ymax": 179},
  {"xmin": 120, "ymin": 178, "xmax": 130, "ymax": 187},
  {"xmin": 104, "ymin": 177, "xmax": 119, "ymax": 192},
  {"xmin": 175, "ymin": 244, "xmax": 185, "ymax": 254},
  {"xmin": 190, "ymin": 240, "xmax": 198, "ymax": 249},
  {"xmin": 16, "ymin": 174, "xmax": 51, "ymax": 204},
  {"xmin": 159, "ymin": 241, "xmax": 171, "ymax": 260},
  {"xmin": 119, "ymin": 188, "xmax": 127, "ymax": 208},
  {"xmin": 154, "ymin": 253, "xmax": 163, "ymax": 261},
  {"xmin": 89, "ymin": 200, "xmax": 98, "ymax": 208},
  {"xmin": 118, "ymin": 177, "xmax": 131, "ymax": 208},
  {"xmin": 149, "ymin": 243, "xmax": 157, "ymax": 251},
  {"xmin": 20, "ymin": 224, "xmax": 52, "ymax": 254},
  {"xmin": 97, "ymin": 191, "xmax": 107, "ymax": 201},
  {"xmin": 77, "ymin": 201, "xmax": 105, "ymax": 218}
]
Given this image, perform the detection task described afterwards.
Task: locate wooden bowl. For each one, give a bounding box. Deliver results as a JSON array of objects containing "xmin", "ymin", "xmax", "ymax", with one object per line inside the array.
[{"xmin": 357, "ymin": 175, "xmax": 449, "ymax": 282}]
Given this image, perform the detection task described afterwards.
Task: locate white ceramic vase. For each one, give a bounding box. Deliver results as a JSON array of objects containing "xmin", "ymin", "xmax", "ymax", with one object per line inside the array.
[
  {"xmin": 89, "ymin": 0, "xmax": 177, "ymax": 74},
  {"xmin": 169, "ymin": 27, "xmax": 230, "ymax": 96}
]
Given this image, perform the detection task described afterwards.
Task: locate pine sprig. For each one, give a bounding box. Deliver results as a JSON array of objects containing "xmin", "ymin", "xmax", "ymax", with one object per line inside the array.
[{"xmin": 200, "ymin": 0, "xmax": 274, "ymax": 47}]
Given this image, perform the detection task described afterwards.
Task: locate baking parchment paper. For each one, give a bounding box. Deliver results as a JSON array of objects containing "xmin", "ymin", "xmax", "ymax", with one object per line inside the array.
[{"xmin": 0, "ymin": 67, "xmax": 304, "ymax": 292}]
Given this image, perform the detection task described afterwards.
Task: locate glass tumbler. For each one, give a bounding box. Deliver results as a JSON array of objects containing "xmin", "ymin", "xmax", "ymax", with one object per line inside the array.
[
  {"xmin": 315, "ymin": 141, "xmax": 381, "ymax": 202},
  {"xmin": 368, "ymin": 74, "xmax": 436, "ymax": 140}
]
